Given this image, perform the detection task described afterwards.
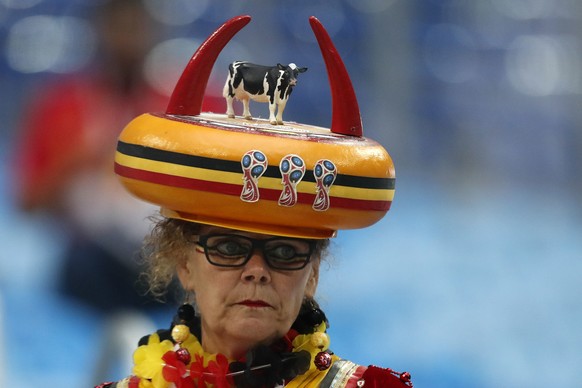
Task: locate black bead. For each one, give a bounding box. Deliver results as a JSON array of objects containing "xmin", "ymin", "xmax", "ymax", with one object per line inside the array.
[
  {"xmin": 178, "ymin": 304, "xmax": 195, "ymax": 322},
  {"xmin": 306, "ymin": 308, "xmax": 326, "ymax": 327}
]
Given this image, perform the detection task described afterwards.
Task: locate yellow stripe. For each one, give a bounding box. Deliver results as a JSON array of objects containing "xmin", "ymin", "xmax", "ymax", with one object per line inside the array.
[
  {"xmin": 116, "ymin": 151, "xmax": 242, "ymax": 184},
  {"xmin": 115, "ymin": 151, "xmax": 394, "ymax": 201},
  {"xmin": 331, "ymin": 184, "xmax": 395, "ymax": 202}
]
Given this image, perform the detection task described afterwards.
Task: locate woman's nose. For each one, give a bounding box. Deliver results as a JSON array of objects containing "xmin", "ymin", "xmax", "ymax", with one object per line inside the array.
[{"xmin": 241, "ymin": 251, "xmax": 271, "ymax": 284}]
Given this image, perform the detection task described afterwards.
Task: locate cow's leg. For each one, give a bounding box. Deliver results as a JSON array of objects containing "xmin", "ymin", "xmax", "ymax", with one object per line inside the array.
[
  {"xmin": 268, "ymin": 102, "xmax": 278, "ymax": 125},
  {"xmin": 225, "ymin": 95, "xmax": 235, "ymax": 118},
  {"xmin": 275, "ymin": 100, "xmax": 288, "ymax": 125},
  {"xmin": 242, "ymin": 98, "xmax": 252, "ymax": 120},
  {"xmin": 223, "ymin": 76, "xmax": 236, "ymax": 118}
]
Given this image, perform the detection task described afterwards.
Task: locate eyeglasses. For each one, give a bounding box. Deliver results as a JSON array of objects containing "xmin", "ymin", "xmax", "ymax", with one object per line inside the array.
[{"xmin": 195, "ymin": 234, "xmax": 316, "ymax": 270}]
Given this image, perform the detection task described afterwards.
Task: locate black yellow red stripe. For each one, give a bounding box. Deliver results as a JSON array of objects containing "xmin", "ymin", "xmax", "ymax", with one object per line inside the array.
[
  {"xmin": 115, "ymin": 141, "xmax": 394, "ymax": 211},
  {"xmin": 117, "ymin": 141, "xmax": 395, "ymax": 190}
]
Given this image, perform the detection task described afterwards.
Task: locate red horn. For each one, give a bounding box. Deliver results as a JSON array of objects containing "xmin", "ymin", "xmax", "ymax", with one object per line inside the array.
[
  {"xmin": 166, "ymin": 15, "xmax": 251, "ymax": 116},
  {"xmin": 309, "ymin": 16, "xmax": 363, "ymax": 137}
]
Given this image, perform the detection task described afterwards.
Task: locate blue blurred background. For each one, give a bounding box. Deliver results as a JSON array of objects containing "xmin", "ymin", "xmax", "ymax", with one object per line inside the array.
[{"xmin": 1, "ymin": 0, "xmax": 581, "ymax": 387}]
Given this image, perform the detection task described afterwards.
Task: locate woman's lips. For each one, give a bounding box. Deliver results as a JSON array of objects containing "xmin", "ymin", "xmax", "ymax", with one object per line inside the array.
[{"xmin": 238, "ymin": 300, "xmax": 272, "ymax": 308}]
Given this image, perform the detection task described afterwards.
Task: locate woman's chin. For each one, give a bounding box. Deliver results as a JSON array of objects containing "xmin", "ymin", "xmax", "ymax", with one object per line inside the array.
[{"xmin": 228, "ymin": 316, "xmax": 283, "ymax": 346}]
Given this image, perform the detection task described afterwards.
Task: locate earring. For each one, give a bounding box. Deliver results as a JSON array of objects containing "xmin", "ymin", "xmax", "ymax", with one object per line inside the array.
[
  {"xmin": 292, "ymin": 298, "xmax": 328, "ymax": 334},
  {"xmin": 182, "ymin": 291, "xmax": 200, "ymax": 316},
  {"xmin": 172, "ymin": 303, "xmax": 196, "ymax": 364},
  {"xmin": 303, "ymin": 298, "xmax": 332, "ymax": 370},
  {"xmin": 178, "ymin": 303, "xmax": 196, "ymax": 322},
  {"xmin": 303, "ymin": 298, "xmax": 328, "ymax": 328}
]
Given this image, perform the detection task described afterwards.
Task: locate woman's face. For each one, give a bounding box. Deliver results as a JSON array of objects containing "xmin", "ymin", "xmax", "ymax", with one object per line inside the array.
[{"xmin": 177, "ymin": 225, "xmax": 320, "ymax": 358}]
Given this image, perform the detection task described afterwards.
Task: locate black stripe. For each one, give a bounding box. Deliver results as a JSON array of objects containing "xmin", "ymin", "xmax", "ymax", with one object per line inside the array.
[
  {"xmin": 117, "ymin": 141, "xmax": 395, "ymax": 190},
  {"xmin": 118, "ymin": 141, "xmax": 241, "ymax": 173}
]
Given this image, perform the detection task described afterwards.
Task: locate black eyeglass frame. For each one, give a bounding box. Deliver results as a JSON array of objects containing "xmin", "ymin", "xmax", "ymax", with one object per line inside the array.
[{"xmin": 194, "ymin": 234, "xmax": 316, "ymax": 270}]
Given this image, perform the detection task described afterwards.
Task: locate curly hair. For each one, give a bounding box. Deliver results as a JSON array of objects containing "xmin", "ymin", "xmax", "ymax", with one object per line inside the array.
[{"xmin": 140, "ymin": 217, "xmax": 331, "ymax": 300}]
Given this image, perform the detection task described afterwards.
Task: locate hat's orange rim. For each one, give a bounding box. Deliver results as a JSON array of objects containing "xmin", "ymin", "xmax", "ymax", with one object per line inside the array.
[{"xmin": 161, "ymin": 208, "xmax": 337, "ymax": 239}]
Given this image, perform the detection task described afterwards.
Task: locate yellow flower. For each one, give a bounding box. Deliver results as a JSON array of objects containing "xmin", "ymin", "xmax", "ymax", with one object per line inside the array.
[
  {"xmin": 180, "ymin": 333, "xmax": 223, "ymax": 367},
  {"xmin": 181, "ymin": 331, "xmax": 205, "ymax": 361},
  {"xmin": 138, "ymin": 379, "xmax": 154, "ymax": 388},
  {"xmin": 132, "ymin": 333, "xmax": 174, "ymax": 388},
  {"xmin": 292, "ymin": 322, "xmax": 329, "ymax": 368}
]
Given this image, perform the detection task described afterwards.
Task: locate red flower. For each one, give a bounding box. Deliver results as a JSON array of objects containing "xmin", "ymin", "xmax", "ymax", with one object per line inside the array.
[
  {"xmin": 162, "ymin": 351, "xmax": 193, "ymax": 388},
  {"xmin": 189, "ymin": 354, "xmax": 207, "ymax": 388},
  {"xmin": 206, "ymin": 354, "xmax": 231, "ymax": 388}
]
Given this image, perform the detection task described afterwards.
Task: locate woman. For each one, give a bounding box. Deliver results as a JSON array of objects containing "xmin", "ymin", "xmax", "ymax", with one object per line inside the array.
[{"xmin": 98, "ymin": 15, "xmax": 412, "ymax": 387}]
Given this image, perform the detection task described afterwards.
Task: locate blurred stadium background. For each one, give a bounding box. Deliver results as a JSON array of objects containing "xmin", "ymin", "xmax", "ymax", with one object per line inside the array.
[{"xmin": 1, "ymin": 0, "xmax": 581, "ymax": 386}]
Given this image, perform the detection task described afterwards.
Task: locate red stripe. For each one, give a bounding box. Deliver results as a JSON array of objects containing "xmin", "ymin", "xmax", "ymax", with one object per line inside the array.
[
  {"xmin": 115, "ymin": 162, "xmax": 240, "ymax": 195},
  {"xmin": 115, "ymin": 163, "xmax": 391, "ymax": 211}
]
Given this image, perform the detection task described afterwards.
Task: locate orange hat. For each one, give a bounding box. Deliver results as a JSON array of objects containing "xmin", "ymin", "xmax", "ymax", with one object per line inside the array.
[{"xmin": 114, "ymin": 15, "xmax": 395, "ymax": 239}]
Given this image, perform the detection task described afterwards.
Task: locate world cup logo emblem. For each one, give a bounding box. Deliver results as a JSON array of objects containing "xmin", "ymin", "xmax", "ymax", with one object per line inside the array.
[
  {"xmin": 313, "ymin": 159, "xmax": 336, "ymax": 211},
  {"xmin": 278, "ymin": 154, "xmax": 305, "ymax": 207},
  {"xmin": 240, "ymin": 150, "xmax": 268, "ymax": 202}
]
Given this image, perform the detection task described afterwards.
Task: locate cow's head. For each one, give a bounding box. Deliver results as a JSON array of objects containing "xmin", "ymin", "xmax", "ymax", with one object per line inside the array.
[{"xmin": 277, "ymin": 63, "xmax": 307, "ymax": 86}]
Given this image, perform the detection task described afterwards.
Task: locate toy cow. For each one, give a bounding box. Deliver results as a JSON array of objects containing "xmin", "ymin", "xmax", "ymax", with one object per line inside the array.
[{"xmin": 223, "ymin": 61, "xmax": 307, "ymax": 125}]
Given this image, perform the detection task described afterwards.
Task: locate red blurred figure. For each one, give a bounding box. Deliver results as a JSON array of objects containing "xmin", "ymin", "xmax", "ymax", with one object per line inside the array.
[{"xmin": 12, "ymin": 0, "xmax": 221, "ymax": 312}]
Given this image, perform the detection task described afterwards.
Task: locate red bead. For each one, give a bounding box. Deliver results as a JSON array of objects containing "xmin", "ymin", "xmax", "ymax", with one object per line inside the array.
[
  {"xmin": 176, "ymin": 348, "xmax": 191, "ymax": 365},
  {"xmin": 400, "ymin": 371, "xmax": 411, "ymax": 383},
  {"xmin": 314, "ymin": 351, "xmax": 332, "ymax": 370}
]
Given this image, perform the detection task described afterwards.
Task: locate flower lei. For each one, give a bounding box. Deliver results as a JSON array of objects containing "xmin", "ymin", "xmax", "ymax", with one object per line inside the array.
[
  {"xmin": 132, "ymin": 331, "xmax": 232, "ymax": 388},
  {"xmin": 130, "ymin": 304, "xmax": 332, "ymax": 388}
]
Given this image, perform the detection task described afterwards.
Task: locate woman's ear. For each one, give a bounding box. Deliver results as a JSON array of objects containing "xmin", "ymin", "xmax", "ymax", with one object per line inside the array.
[
  {"xmin": 176, "ymin": 258, "xmax": 195, "ymax": 292},
  {"xmin": 305, "ymin": 260, "xmax": 320, "ymax": 299}
]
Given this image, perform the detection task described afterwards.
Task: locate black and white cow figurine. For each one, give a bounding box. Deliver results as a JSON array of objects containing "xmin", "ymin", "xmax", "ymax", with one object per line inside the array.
[{"xmin": 223, "ymin": 61, "xmax": 307, "ymax": 125}]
